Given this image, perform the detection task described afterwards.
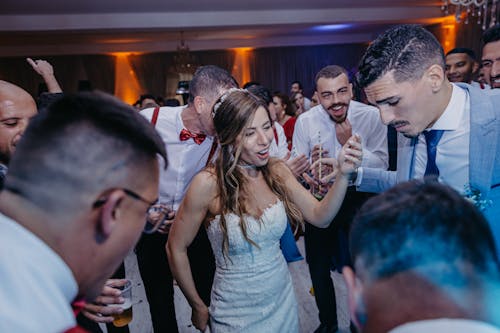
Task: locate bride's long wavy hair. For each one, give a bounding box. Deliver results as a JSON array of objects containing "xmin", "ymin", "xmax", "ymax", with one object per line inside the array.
[{"xmin": 212, "ymin": 89, "xmax": 303, "ymax": 258}]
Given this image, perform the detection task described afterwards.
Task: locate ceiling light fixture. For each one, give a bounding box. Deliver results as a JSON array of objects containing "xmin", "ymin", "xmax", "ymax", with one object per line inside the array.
[
  {"xmin": 312, "ymin": 24, "xmax": 352, "ymax": 32},
  {"xmin": 170, "ymin": 31, "xmax": 199, "ymax": 75},
  {"xmin": 441, "ymin": 0, "xmax": 499, "ymax": 29}
]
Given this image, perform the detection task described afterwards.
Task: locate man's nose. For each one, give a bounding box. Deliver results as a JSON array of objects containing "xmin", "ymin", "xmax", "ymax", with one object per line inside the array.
[
  {"xmin": 491, "ymin": 60, "xmax": 500, "ymax": 78},
  {"xmin": 379, "ymin": 106, "xmax": 395, "ymax": 125}
]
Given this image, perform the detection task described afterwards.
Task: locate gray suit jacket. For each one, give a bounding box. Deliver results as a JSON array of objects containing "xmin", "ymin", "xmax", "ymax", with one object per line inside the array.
[{"xmin": 359, "ymin": 84, "xmax": 500, "ymax": 253}]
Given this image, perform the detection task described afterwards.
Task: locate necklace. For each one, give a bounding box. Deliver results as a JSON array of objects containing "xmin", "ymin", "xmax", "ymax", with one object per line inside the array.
[{"xmin": 237, "ymin": 164, "xmax": 258, "ymax": 170}]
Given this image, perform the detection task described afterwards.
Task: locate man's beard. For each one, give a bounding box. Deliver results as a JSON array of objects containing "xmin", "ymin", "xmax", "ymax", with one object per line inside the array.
[{"xmin": 327, "ymin": 103, "xmax": 349, "ymax": 123}]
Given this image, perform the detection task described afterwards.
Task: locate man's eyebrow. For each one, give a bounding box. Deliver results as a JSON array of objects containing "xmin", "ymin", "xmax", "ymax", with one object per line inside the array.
[{"xmin": 375, "ymin": 96, "xmax": 399, "ymax": 105}]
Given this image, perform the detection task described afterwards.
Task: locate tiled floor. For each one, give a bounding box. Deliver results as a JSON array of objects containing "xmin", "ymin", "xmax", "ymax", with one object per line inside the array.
[{"xmin": 102, "ymin": 238, "xmax": 351, "ymax": 333}]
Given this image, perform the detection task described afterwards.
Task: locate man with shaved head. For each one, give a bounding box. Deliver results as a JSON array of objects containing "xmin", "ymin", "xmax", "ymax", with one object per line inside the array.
[{"xmin": 0, "ymin": 80, "xmax": 37, "ymax": 185}]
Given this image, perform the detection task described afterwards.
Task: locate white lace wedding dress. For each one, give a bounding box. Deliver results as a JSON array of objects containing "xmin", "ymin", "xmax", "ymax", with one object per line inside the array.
[{"xmin": 206, "ymin": 200, "xmax": 299, "ymax": 333}]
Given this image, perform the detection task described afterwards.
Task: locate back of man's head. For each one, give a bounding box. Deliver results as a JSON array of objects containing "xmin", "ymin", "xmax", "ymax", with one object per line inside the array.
[
  {"xmin": 1, "ymin": 91, "xmax": 167, "ymax": 300},
  {"xmin": 347, "ymin": 180, "xmax": 500, "ymax": 329},
  {"xmin": 5, "ymin": 91, "xmax": 167, "ymax": 217},
  {"xmin": 188, "ymin": 65, "xmax": 238, "ymax": 104},
  {"xmin": 351, "ymin": 179, "xmax": 499, "ymax": 280},
  {"xmin": 357, "ymin": 24, "xmax": 445, "ymax": 88}
]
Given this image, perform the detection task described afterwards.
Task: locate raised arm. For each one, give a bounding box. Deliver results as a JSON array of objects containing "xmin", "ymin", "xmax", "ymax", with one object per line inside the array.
[
  {"xmin": 280, "ymin": 135, "xmax": 362, "ymax": 227},
  {"xmin": 166, "ymin": 170, "xmax": 216, "ymax": 331},
  {"xmin": 27, "ymin": 58, "xmax": 63, "ymax": 93}
]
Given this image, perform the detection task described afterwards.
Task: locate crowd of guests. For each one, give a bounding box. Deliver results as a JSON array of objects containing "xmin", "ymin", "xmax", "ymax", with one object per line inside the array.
[{"xmin": 1, "ymin": 23, "xmax": 500, "ymax": 333}]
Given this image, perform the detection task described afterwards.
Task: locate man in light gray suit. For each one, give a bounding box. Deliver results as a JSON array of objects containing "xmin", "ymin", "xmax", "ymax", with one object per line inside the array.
[{"xmin": 354, "ymin": 24, "xmax": 500, "ymax": 256}]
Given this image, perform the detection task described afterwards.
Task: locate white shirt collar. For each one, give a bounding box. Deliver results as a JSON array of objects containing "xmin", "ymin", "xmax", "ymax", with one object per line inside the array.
[{"xmin": 430, "ymin": 83, "xmax": 466, "ymax": 131}]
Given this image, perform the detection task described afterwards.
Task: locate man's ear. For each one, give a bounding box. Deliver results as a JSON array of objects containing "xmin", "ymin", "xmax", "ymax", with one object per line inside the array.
[
  {"xmin": 97, "ymin": 190, "xmax": 125, "ymax": 240},
  {"xmin": 427, "ymin": 64, "xmax": 445, "ymax": 93},
  {"xmin": 343, "ymin": 266, "xmax": 364, "ymax": 329},
  {"xmin": 193, "ymin": 95, "xmax": 205, "ymax": 115}
]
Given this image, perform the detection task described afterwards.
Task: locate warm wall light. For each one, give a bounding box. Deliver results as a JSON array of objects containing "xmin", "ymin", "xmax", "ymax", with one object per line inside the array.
[
  {"xmin": 232, "ymin": 48, "xmax": 254, "ymax": 86},
  {"xmin": 442, "ymin": 16, "xmax": 457, "ymax": 54},
  {"xmin": 113, "ymin": 53, "xmax": 143, "ymax": 105}
]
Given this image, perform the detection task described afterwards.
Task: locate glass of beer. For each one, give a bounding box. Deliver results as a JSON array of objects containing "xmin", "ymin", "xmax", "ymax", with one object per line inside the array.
[{"xmin": 111, "ymin": 279, "xmax": 133, "ymax": 327}]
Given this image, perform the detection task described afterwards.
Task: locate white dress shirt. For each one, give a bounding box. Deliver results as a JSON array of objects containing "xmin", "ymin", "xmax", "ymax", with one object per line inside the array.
[
  {"xmin": 357, "ymin": 84, "xmax": 471, "ymax": 194},
  {"xmin": 0, "ymin": 213, "xmax": 78, "ymax": 333},
  {"xmin": 413, "ymin": 84, "xmax": 470, "ymax": 193},
  {"xmin": 141, "ymin": 106, "xmax": 215, "ymax": 209},
  {"xmin": 292, "ymin": 101, "xmax": 388, "ymax": 170}
]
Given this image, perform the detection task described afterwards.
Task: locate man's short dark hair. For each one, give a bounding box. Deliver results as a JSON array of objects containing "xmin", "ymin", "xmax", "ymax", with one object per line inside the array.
[
  {"xmin": 315, "ymin": 65, "xmax": 349, "ymax": 88},
  {"xmin": 483, "ymin": 24, "xmax": 500, "ymax": 45},
  {"xmin": 446, "ymin": 47, "xmax": 477, "ymax": 61},
  {"xmin": 246, "ymin": 85, "xmax": 272, "ymax": 105},
  {"xmin": 291, "ymin": 80, "xmax": 303, "ymax": 90},
  {"xmin": 242, "ymin": 81, "xmax": 260, "ymax": 90},
  {"xmin": 5, "ymin": 92, "xmax": 167, "ymax": 214},
  {"xmin": 357, "ymin": 25, "xmax": 445, "ymax": 88},
  {"xmin": 350, "ymin": 179, "xmax": 499, "ymax": 282},
  {"xmin": 188, "ymin": 65, "xmax": 238, "ymax": 104}
]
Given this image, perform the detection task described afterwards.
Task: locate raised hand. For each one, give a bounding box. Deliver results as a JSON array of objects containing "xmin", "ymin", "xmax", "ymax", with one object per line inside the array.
[
  {"xmin": 27, "ymin": 58, "xmax": 55, "ymax": 77},
  {"xmin": 311, "ymin": 144, "xmax": 329, "ymax": 163},
  {"xmin": 338, "ymin": 134, "xmax": 363, "ymax": 176},
  {"xmin": 310, "ymin": 157, "xmax": 339, "ymax": 185},
  {"xmin": 26, "ymin": 58, "xmax": 63, "ymax": 93},
  {"xmin": 285, "ymin": 153, "xmax": 310, "ymax": 178}
]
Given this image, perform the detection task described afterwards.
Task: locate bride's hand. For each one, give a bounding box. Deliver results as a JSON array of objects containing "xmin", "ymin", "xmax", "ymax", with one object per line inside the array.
[
  {"xmin": 338, "ymin": 134, "xmax": 363, "ymax": 177},
  {"xmin": 192, "ymin": 303, "xmax": 209, "ymax": 331}
]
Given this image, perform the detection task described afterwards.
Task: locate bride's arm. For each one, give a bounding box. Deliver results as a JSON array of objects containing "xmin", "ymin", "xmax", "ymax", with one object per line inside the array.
[
  {"xmin": 166, "ymin": 170, "xmax": 216, "ymax": 331},
  {"xmin": 279, "ymin": 135, "xmax": 362, "ymax": 228}
]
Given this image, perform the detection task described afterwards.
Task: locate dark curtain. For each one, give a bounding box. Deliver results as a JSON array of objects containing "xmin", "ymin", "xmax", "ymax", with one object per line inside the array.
[
  {"xmin": 128, "ymin": 52, "xmax": 172, "ymax": 97},
  {"xmin": 196, "ymin": 49, "xmax": 236, "ymax": 74},
  {"xmin": 0, "ymin": 43, "xmax": 369, "ymax": 101},
  {"xmin": 81, "ymin": 54, "xmax": 116, "ymax": 94},
  {"xmin": 251, "ymin": 43, "xmax": 368, "ymax": 97},
  {"xmin": 0, "ymin": 54, "xmax": 115, "ymax": 97}
]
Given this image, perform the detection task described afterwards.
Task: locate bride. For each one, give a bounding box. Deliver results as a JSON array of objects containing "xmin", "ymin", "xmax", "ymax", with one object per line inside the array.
[{"xmin": 167, "ymin": 89, "xmax": 362, "ymax": 332}]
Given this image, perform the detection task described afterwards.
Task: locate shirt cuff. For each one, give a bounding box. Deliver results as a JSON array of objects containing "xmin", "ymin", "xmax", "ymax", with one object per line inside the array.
[{"xmin": 354, "ymin": 167, "xmax": 364, "ymax": 187}]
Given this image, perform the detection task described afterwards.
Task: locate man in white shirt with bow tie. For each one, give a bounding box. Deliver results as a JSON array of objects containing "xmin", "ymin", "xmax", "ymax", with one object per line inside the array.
[{"xmin": 138, "ymin": 65, "xmax": 237, "ymax": 333}]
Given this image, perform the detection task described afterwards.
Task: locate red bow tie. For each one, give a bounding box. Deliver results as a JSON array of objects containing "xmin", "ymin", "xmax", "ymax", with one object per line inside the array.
[{"xmin": 179, "ymin": 128, "xmax": 207, "ymax": 145}]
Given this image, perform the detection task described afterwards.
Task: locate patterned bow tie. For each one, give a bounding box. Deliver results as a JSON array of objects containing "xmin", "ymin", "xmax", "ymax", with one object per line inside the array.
[{"xmin": 179, "ymin": 128, "xmax": 207, "ymax": 145}]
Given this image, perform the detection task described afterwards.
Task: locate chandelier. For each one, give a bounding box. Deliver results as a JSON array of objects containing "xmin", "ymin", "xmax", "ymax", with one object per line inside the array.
[
  {"xmin": 169, "ymin": 32, "xmax": 199, "ymax": 75},
  {"xmin": 441, "ymin": 0, "xmax": 499, "ymax": 29}
]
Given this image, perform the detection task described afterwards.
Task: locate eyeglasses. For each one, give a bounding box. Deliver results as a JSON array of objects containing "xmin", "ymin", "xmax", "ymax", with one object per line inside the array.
[
  {"xmin": 122, "ymin": 188, "xmax": 158, "ymax": 208},
  {"xmin": 93, "ymin": 188, "xmax": 158, "ymax": 209},
  {"xmin": 93, "ymin": 188, "xmax": 159, "ymax": 234}
]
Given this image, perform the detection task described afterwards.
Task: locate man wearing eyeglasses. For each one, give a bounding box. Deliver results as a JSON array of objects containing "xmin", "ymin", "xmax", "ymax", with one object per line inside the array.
[{"xmin": 0, "ymin": 92, "xmax": 167, "ymax": 332}]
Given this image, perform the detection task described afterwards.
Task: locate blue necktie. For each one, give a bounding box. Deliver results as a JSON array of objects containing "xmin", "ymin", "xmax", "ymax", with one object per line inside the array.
[{"xmin": 423, "ymin": 130, "xmax": 444, "ymax": 176}]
